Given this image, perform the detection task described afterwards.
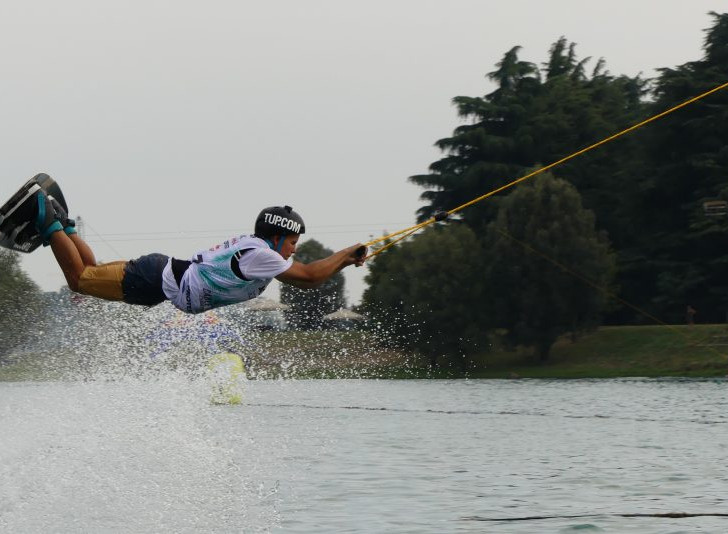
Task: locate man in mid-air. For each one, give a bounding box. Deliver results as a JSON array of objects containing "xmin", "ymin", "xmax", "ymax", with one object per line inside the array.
[{"xmin": 32, "ymin": 190, "xmax": 365, "ymax": 314}]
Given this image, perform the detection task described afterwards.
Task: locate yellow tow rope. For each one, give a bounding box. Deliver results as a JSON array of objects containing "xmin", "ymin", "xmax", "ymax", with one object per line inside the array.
[{"xmin": 363, "ymin": 80, "xmax": 728, "ymax": 260}]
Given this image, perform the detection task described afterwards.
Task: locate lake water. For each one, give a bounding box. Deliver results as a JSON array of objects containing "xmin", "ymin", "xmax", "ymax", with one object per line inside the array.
[{"xmin": 1, "ymin": 377, "xmax": 727, "ymax": 533}]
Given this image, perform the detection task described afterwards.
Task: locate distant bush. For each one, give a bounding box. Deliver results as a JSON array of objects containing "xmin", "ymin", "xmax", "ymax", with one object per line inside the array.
[{"xmin": 0, "ymin": 250, "xmax": 44, "ymax": 360}]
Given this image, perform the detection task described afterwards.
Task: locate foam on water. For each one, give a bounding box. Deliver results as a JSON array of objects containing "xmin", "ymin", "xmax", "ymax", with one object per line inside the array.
[
  {"xmin": 0, "ymin": 375, "xmax": 283, "ymax": 532},
  {"xmin": 0, "ymin": 293, "xmax": 404, "ymax": 532}
]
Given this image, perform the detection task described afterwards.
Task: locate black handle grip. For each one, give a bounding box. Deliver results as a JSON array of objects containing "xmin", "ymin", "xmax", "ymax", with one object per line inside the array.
[
  {"xmin": 433, "ymin": 210, "xmax": 449, "ymax": 222},
  {"xmin": 355, "ymin": 246, "xmax": 367, "ymax": 258}
]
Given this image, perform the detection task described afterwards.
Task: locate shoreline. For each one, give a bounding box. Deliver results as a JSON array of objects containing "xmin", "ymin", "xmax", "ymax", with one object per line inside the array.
[{"xmin": 2, "ymin": 325, "xmax": 728, "ymax": 381}]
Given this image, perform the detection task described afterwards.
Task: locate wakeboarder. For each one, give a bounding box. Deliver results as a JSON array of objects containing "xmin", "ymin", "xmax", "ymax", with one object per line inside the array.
[{"xmin": 0, "ymin": 174, "xmax": 365, "ymax": 314}]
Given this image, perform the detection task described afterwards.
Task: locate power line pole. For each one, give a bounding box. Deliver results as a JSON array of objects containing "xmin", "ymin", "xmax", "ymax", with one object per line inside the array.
[{"xmin": 75, "ymin": 215, "xmax": 85, "ymax": 240}]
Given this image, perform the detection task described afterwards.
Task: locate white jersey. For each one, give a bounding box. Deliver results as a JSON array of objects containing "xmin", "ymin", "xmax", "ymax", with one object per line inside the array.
[{"xmin": 161, "ymin": 235, "xmax": 292, "ymax": 314}]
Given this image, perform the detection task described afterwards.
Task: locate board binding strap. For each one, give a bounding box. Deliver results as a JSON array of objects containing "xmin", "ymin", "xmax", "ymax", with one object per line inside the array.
[{"xmin": 0, "ymin": 173, "xmax": 68, "ymax": 253}]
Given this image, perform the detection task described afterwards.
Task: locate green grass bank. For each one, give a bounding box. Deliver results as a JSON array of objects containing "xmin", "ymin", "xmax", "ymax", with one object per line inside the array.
[
  {"xmin": 463, "ymin": 324, "xmax": 728, "ymax": 379},
  {"xmin": 255, "ymin": 324, "xmax": 728, "ymax": 379}
]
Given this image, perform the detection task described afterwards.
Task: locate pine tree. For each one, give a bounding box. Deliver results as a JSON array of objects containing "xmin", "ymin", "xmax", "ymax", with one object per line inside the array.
[
  {"xmin": 409, "ymin": 46, "xmax": 541, "ymax": 231},
  {"xmin": 626, "ymin": 12, "xmax": 728, "ymax": 322}
]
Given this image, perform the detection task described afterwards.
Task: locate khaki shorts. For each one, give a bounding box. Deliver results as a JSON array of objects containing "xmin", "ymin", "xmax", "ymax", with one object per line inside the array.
[
  {"xmin": 78, "ymin": 261, "xmax": 127, "ymax": 301},
  {"xmin": 77, "ymin": 254, "xmax": 169, "ymax": 306}
]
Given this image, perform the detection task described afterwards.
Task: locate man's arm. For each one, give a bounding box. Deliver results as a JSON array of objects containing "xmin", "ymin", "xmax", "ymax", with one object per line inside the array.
[{"xmin": 276, "ymin": 244, "xmax": 366, "ymax": 289}]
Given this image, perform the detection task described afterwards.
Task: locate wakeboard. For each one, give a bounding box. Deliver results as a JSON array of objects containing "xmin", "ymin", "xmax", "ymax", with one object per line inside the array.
[{"xmin": 0, "ymin": 173, "xmax": 68, "ymax": 253}]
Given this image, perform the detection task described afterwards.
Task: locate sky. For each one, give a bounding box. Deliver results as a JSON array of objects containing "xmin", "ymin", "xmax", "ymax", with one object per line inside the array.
[{"xmin": 1, "ymin": 1, "xmax": 725, "ymax": 305}]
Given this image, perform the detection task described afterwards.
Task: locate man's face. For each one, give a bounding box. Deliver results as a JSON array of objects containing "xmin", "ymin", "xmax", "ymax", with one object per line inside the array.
[{"xmin": 275, "ymin": 234, "xmax": 299, "ymax": 260}]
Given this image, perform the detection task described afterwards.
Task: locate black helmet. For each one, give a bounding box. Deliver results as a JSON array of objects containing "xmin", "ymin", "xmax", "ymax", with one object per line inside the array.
[{"xmin": 254, "ymin": 205, "xmax": 306, "ymax": 238}]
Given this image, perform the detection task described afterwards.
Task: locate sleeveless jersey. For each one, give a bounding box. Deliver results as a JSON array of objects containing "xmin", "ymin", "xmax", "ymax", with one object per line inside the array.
[{"xmin": 161, "ymin": 235, "xmax": 292, "ymax": 314}]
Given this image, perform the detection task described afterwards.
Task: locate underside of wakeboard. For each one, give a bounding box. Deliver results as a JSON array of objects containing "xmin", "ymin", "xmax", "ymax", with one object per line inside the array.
[{"xmin": 0, "ymin": 173, "xmax": 68, "ymax": 253}]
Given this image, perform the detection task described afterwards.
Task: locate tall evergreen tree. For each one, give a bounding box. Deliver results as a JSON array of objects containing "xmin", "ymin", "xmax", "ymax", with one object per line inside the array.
[
  {"xmin": 410, "ymin": 39, "xmax": 646, "ymax": 247},
  {"xmin": 625, "ymin": 12, "xmax": 728, "ymax": 322},
  {"xmin": 409, "ymin": 46, "xmax": 541, "ymax": 231}
]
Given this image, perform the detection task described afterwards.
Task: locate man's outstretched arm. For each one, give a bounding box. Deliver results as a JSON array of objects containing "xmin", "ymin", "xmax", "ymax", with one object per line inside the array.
[{"xmin": 276, "ymin": 244, "xmax": 366, "ymax": 289}]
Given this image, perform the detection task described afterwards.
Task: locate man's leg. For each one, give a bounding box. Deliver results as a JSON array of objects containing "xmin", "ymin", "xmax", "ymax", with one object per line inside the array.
[
  {"xmin": 45, "ymin": 204, "xmax": 125, "ymax": 301},
  {"xmin": 48, "ymin": 231, "xmax": 88, "ymax": 292},
  {"xmin": 69, "ymin": 232, "xmax": 96, "ymax": 267},
  {"xmin": 47, "ymin": 197, "xmax": 95, "ymax": 267},
  {"xmin": 40, "ymin": 192, "xmax": 164, "ymax": 306}
]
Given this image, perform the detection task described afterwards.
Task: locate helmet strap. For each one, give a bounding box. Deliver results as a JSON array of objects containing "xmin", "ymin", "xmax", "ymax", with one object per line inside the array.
[
  {"xmin": 266, "ymin": 235, "xmax": 286, "ymax": 253},
  {"xmin": 275, "ymin": 234, "xmax": 286, "ymax": 253}
]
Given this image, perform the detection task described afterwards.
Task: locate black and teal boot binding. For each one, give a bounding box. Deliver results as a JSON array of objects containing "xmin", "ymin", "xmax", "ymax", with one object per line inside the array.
[
  {"xmin": 34, "ymin": 190, "xmax": 63, "ymax": 245},
  {"xmin": 0, "ymin": 173, "xmax": 70, "ymax": 253},
  {"xmin": 50, "ymin": 197, "xmax": 76, "ymax": 236}
]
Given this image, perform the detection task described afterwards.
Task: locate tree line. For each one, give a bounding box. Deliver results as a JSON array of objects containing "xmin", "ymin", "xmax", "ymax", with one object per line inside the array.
[{"xmin": 362, "ymin": 12, "xmax": 728, "ymax": 365}]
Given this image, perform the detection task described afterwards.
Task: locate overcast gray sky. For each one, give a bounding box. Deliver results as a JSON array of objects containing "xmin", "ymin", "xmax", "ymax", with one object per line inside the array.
[{"xmin": 2, "ymin": 1, "xmax": 724, "ymax": 304}]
